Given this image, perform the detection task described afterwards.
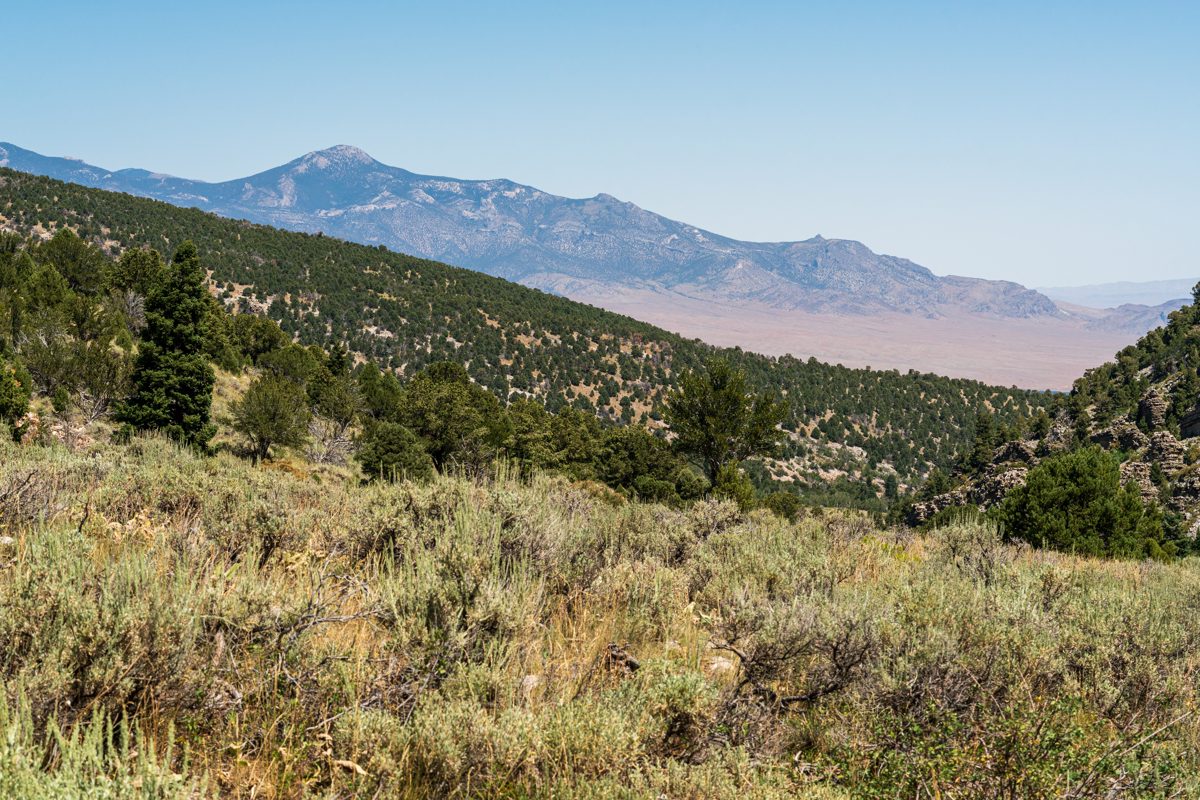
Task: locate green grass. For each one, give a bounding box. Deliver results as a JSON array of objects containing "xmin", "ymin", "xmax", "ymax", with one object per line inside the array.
[{"xmin": 2, "ymin": 434, "xmax": 1199, "ymax": 798}]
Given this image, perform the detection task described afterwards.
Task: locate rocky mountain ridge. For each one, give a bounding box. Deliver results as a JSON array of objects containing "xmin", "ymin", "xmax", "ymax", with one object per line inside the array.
[{"xmin": 0, "ymin": 141, "xmax": 1061, "ymax": 318}]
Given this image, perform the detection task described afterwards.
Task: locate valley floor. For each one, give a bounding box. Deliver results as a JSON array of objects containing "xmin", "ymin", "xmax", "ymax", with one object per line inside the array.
[
  {"xmin": 3, "ymin": 436, "xmax": 1200, "ymax": 798},
  {"xmin": 565, "ymin": 287, "xmax": 1140, "ymax": 390}
]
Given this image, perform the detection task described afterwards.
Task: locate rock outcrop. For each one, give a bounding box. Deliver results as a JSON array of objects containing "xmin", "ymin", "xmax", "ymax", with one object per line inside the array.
[
  {"xmin": 1139, "ymin": 389, "xmax": 1168, "ymax": 431},
  {"xmin": 907, "ymin": 487, "xmax": 972, "ymax": 526},
  {"xmin": 992, "ymin": 440, "xmax": 1038, "ymax": 466},
  {"xmin": 971, "ymin": 468, "xmax": 1028, "ymax": 506},
  {"xmin": 1148, "ymin": 431, "xmax": 1187, "ymax": 476},
  {"xmin": 1091, "ymin": 421, "xmax": 1148, "ymax": 452},
  {"xmin": 1120, "ymin": 461, "xmax": 1158, "ymax": 503}
]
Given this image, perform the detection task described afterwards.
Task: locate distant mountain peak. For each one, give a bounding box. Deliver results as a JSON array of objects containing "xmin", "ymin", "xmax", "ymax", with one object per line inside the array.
[{"xmin": 296, "ymin": 145, "xmax": 377, "ymax": 170}]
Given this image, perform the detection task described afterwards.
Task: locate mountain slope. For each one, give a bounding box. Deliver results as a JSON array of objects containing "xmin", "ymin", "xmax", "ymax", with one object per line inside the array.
[
  {"xmin": 0, "ymin": 166, "xmax": 1053, "ymax": 493},
  {"xmin": 0, "ymin": 141, "xmax": 1058, "ymax": 318},
  {"xmin": 909, "ymin": 295, "xmax": 1200, "ymax": 538}
]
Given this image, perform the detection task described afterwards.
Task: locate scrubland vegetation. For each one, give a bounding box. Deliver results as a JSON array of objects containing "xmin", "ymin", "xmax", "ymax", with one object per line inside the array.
[{"xmin": 3, "ymin": 435, "xmax": 1200, "ymax": 798}]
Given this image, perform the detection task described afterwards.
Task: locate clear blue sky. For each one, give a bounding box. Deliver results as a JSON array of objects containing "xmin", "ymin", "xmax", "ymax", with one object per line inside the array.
[{"xmin": 5, "ymin": 1, "xmax": 1197, "ymax": 286}]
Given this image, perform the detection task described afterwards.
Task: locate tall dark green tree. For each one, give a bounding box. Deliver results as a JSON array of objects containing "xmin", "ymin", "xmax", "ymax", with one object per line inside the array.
[
  {"xmin": 117, "ymin": 241, "xmax": 215, "ymax": 449},
  {"xmin": 664, "ymin": 358, "xmax": 786, "ymax": 483},
  {"xmin": 355, "ymin": 422, "xmax": 435, "ymax": 482}
]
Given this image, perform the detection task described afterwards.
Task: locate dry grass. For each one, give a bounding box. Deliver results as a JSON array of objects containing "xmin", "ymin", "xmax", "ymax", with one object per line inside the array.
[{"xmin": 2, "ymin": 434, "xmax": 1200, "ymax": 798}]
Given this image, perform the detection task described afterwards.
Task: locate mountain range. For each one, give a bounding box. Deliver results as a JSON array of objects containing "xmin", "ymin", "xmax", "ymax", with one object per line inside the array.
[
  {"xmin": 0, "ymin": 141, "xmax": 1180, "ymax": 388},
  {"xmin": 0, "ymin": 141, "xmax": 1060, "ymax": 316},
  {"xmin": 1040, "ymin": 278, "xmax": 1195, "ymax": 309}
]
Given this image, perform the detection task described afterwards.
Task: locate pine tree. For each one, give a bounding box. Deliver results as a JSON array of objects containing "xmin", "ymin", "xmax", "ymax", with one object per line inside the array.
[
  {"xmin": 117, "ymin": 242, "xmax": 215, "ymax": 449},
  {"xmin": 994, "ymin": 447, "xmax": 1166, "ymax": 559}
]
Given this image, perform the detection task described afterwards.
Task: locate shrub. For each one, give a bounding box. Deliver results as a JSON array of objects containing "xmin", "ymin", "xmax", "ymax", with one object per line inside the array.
[
  {"xmin": 993, "ymin": 446, "xmax": 1166, "ymax": 558},
  {"xmin": 0, "ymin": 698, "xmax": 204, "ymax": 799},
  {"xmin": 356, "ymin": 422, "xmax": 435, "ymax": 482}
]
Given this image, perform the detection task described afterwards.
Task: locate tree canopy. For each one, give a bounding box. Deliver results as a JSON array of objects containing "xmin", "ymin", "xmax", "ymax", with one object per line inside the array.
[
  {"xmin": 665, "ymin": 358, "xmax": 786, "ymax": 482},
  {"xmin": 117, "ymin": 242, "xmax": 216, "ymax": 449},
  {"xmin": 994, "ymin": 447, "xmax": 1168, "ymax": 559}
]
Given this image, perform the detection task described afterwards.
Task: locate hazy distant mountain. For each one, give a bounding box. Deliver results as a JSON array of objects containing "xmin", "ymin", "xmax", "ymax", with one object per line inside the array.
[
  {"xmin": 1055, "ymin": 298, "xmax": 1190, "ymax": 334},
  {"xmin": 0, "ymin": 141, "xmax": 1059, "ymax": 318},
  {"xmin": 1040, "ymin": 278, "xmax": 1196, "ymax": 309}
]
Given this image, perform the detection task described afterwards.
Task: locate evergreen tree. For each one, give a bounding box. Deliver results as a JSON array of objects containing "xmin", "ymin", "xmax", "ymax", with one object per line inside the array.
[
  {"xmin": 106, "ymin": 246, "xmax": 167, "ymax": 297},
  {"xmin": 664, "ymin": 358, "xmax": 786, "ymax": 483},
  {"xmin": 994, "ymin": 447, "xmax": 1167, "ymax": 559},
  {"xmin": 117, "ymin": 241, "xmax": 215, "ymax": 449},
  {"xmin": 231, "ymin": 313, "xmax": 289, "ymax": 364},
  {"xmin": 395, "ymin": 361, "xmax": 511, "ymax": 472},
  {"xmin": 34, "ymin": 228, "xmax": 105, "ymax": 295},
  {"xmin": 883, "ymin": 473, "xmax": 900, "ymax": 501},
  {"xmin": 965, "ymin": 411, "xmax": 999, "ymax": 473},
  {"xmin": 763, "ymin": 490, "xmax": 803, "ymax": 521},
  {"xmin": 356, "ymin": 422, "xmax": 435, "ymax": 482}
]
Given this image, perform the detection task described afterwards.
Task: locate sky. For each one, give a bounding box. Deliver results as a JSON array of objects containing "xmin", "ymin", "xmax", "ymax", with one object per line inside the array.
[{"xmin": 4, "ymin": 0, "xmax": 1197, "ymax": 286}]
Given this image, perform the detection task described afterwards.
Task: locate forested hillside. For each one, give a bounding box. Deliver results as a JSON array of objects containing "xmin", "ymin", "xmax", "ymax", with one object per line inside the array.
[
  {"xmin": 907, "ymin": 289, "xmax": 1200, "ymax": 556},
  {"xmin": 0, "ymin": 167, "xmax": 1053, "ymax": 495}
]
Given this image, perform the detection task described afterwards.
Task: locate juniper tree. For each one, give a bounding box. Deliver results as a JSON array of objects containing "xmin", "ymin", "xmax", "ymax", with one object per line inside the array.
[
  {"xmin": 994, "ymin": 446, "xmax": 1167, "ymax": 559},
  {"xmin": 232, "ymin": 373, "xmax": 311, "ymax": 462},
  {"xmin": 395, "ymin": 361, "xmax": 511, "ymax": 473},
  {"xmin": 355, "ymin": 421, "xmax": 434, "ymax": 482},
  {"xmin": 117, "ymin": 241, "xmax": 215, "ymax": 449}
]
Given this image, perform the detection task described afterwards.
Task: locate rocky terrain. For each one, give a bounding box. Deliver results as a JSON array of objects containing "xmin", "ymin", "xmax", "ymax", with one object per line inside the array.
[
  {"xmin": 909, "ymin": 399, "xmax": 1200, "ymax": 535},
  {"xmin": 910, "ymin": 292, "xmax": 1200, "ymax": 534}
]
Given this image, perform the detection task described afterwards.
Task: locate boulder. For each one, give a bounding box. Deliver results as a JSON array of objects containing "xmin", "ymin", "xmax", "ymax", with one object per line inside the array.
[
  {"xmin": 1090, "ymin": 421, "xmax": 1148, "ymax": 452},
  {"xmin": 907, "ymin": 487, "xmax": 971, "ymax": 526},
  {"xmin": 992, "ymin": 440, "xmax": 1037, "ymax": 466},
  {"xmin": 1043, "ymin": 413, "xmax": 1075, "ymax": 452},
  {"xmin": 970, "ymin": 468, "xmax": 1027, "ymax": 507},
  {"xmin": 1169, "ymin": 475, "xmax": 1200, "ymax": 539},
  {"xmin": 1182, "ymin": 406, "xmax": 1200, "ymax": 439}
]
